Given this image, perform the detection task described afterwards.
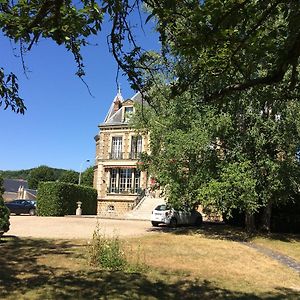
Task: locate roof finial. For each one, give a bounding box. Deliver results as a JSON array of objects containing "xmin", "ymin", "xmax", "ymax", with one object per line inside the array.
[{"xmin": 117, "ymin": 83, "xmax": 121, "ymax": 96}]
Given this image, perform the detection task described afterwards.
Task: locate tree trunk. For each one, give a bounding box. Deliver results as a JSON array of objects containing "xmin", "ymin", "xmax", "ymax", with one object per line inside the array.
[
  {"xmin": 260, "ymin": 199, "xmax": 272, "ymax": 232},
  {"xmin": 245, "ymin": 212, "xmax": 256, "ymax": 233}
]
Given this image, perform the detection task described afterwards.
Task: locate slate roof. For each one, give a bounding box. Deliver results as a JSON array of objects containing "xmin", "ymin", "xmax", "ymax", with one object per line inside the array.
[
  {"xmin": 103, "ymin": 90, "xmax": 124, "ymax": 124},
  {"xmin": 3, "ymin": 179, "xmax": 28, "ymax": 192},
  {"xmin": 104, "ymin": 108, "xmax": 124, "ymax": 125},
  {"xmin": 101, "ymin": 92, "xmax": 147, "ymax": 126},
  {"xmin": 131, "ymin": 92, "xmax": 143, "ymax": 104}
]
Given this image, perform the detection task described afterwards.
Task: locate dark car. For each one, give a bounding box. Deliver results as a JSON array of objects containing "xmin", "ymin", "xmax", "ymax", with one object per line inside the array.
[
  {"xmin": 27, "ymin": 200, "xmax": 37, "ymax": 207},
  {"xmin": 5, "ymin": 199, "xmax": 37, "ymax": 216}
]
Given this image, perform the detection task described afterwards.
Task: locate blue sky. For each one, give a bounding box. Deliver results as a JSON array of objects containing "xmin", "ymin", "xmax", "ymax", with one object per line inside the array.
[{"xmin": 0, "ymin": 14, "xmax": 157, "ymax": 172}]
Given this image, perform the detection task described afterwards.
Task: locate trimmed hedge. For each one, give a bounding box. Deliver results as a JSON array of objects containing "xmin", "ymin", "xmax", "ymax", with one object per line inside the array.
[{"xmin": 37, "ymin": 182, "xmax": 97, "ymax": 216}]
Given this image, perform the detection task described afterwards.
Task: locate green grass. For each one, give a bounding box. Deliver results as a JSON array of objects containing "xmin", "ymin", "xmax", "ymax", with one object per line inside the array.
[{"xmin": 0, "ymin": 225, "xmax": 300, "ymax": 299}]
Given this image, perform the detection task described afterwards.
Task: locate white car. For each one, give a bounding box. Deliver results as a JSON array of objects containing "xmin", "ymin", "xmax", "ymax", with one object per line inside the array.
[{"xmin": 150, "ymin": 204, "xmax": 203, "ymax": 227}]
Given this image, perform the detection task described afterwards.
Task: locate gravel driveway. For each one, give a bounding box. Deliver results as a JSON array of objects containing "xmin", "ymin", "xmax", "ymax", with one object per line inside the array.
[{"xmin": 5, "ymin": 216, "xmax": 153, "ymax": 239}]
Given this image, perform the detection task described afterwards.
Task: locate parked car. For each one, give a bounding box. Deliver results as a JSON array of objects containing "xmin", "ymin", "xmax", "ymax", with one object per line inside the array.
[
  {"xmin": 27, "ymin": 200, "xmax": 37, "ymax": 207},
  {"xmin": 5, "ymin": 199, "xmax": 37, "ymax": 216},
  {"xmin": 150, "ymin": 204, "xmax": 203, "ymax": 227}
]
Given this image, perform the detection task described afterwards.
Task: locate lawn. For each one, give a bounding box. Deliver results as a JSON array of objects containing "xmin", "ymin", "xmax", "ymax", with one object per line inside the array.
[
  {"xmin": 0, "ymin": 225, "xmax": 300, "ymax": 299},
  {"xmin": 252, "ymin": 234, "xmax": 300, "ymax": 263}
]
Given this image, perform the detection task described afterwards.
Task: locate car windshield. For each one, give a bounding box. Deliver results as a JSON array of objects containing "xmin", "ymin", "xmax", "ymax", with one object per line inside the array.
[{"xmin": 154, "ymin": 204, "xmax": 171, "ymax": 211}]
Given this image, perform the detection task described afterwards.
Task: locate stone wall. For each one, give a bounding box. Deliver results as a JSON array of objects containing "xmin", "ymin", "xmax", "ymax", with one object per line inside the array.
[{"xmin": 97, "ymin": 199, "xmax": 134, "ymax": 217}]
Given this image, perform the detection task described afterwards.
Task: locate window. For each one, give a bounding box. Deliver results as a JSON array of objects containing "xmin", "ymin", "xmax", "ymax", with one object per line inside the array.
[
  {"xmin": 119, "ymin": 169, "xmax": 132, "ymax": 192},
  {"xmin": 110, "ymin": 169, "xmax": 117, "ymax": 192},
  {"xmin": 111, "ymin": 137, "xmax": 123, "ymax": 159},
  {"xmin": 108, "ymin": 168, "xmax": 140, "ymax": 194},
  {"xmin": 124, "ymin": 106, "xmax": 134, "ymax": 122},
  {"xmin": 130, "ymin": 135, "xmax": 142, "ymax": 159},
  {"xmin": 134, "ymin": 170, "xmax": 141, "ymax": 193}
]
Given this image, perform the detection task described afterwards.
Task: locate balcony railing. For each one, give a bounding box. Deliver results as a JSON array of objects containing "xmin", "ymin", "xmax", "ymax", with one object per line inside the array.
[
  {"xmin": 107, "ymin": 187, "xmax": 143, "ymax": 194},
  {"xmin": 129, "ymin": 152, "xmax": 142, "ymax": 159},
  {"xmin": 108, "ymin": 152, "xmax": 142, "ymax": 160},
  {"xmin": 109, "ymin": 152, "xmax": 123, "ymax": 159}
]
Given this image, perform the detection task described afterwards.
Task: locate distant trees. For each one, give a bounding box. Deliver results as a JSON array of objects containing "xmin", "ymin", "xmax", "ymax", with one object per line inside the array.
[
  {"xmin": 28, "ymin": 166, "xmax": 56, "ymax": 189},
  {"xmin": 80, "ymin": 166, "xmax": 94, "ymax": 187},
  {"xmin": 59, "ymin": 170, "xmax": 79, "ymax": 185},
  {"xmin": 0, "ymin": 169, "xmax": 30, "ymax": 180},
  {"xmin": 1, "ymin": 166, "xmax": 93, "ymax": 189},
  {"xmin": 59, "ymin": 167, "xmax": 93, "ymax": 187}
]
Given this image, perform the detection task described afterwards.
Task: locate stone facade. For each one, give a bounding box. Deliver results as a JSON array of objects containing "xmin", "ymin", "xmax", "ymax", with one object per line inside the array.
[{"xmin": 94, "ymin": 92, "xmax": 149, "ymax": 216}]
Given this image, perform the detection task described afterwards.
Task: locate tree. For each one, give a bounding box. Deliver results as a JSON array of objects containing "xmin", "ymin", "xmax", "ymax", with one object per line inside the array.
[
  {"xmin": 0, "ymin": 0, "xmax": 103, "ymax": 113},
  {"xmin": 136, "ymin": 72, "xmax": 300, "ymax": 232},
  {"xmin": 0, "ymin": 175, "xmax": 10, "ymax": 236},
  {"xmin": 80, "ymin": 166, "xmax": 94, "ymax": 187},
  {"xmin": 3, "ymin": 1, "xmax": 300, "ymax": 114},
  {"xmin": 131, "ymin": 0, "xmax": 300, "ymax": 232},
  {"xmin": 28, "ymin": 165, "xmax": 56, "ymax": 189},
  {"xmin": 59, "ymin": 170, "xmax": 79, "ymax": 185},
  {"xmin": 2, "ymin": 1, "xmax": 300, "ymax": 232}
]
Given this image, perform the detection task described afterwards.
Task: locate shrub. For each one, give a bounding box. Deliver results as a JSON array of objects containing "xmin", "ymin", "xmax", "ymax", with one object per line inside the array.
[
  {"xmin": 87, "ymin": 224, "xmax": 126, "ymax": 270},
  {"xmin": 37, "ymin": 182, "xmax": 97, "ymax": 216},
  {"xmin": 0, "ymin": 197, "xmax": 10, "ymax": 236},
  {"xmin": 0, "ymin": 175, "xmax": 10, "ymax": 235},
  {"xmin": 87, "ymin": 224, "xmax": 146, "ymax": 272}
]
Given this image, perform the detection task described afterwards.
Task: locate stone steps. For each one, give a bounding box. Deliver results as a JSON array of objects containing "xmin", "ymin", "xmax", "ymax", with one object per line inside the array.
[{"xmin": 125, "ymin": 196, "xmax": 165, "ymax": 220}]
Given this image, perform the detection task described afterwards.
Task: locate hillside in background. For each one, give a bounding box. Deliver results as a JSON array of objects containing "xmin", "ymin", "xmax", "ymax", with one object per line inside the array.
[{"xmin": 0, "ymin": 167, "xmax": 67, "ymax": 180}]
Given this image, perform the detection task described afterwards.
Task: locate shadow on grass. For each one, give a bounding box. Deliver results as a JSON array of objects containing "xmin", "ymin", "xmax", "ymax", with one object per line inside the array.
[
  {"xmin": 262, "ymin": 232, "xmax": 300, "ymax": 243},
  {"xmin": 147, "ymin": 222, "xmax": 252, "ymax": 242},
  {"xmin": 0, "ymin": 236, "xmax": 299, "ymax": 299},
  {"xmin": 147, "ymin": 222, "xmax": 300, "ymax": 243}
]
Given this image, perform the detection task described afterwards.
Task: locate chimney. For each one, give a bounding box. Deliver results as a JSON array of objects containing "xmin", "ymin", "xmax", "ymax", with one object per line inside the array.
[{"xmin": 113, "ymin": 98, "xmax": 121, "ymax": 112}]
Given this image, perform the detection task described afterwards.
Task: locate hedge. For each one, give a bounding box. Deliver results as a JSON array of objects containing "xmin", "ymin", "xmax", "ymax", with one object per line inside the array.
[{"xmin": 37, "ymin": 182, "xmax": 97, "ymax": 216}]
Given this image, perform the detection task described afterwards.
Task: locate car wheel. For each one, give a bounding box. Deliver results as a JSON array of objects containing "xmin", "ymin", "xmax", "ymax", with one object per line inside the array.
[
  {"xmin": 151, "ymin": 221, "xmax": 159, "ymax": 227},
  {"xmin": 169, "ymin": 218, "xmax": 177, "ymax": 228},
  {"xmin": 29, "ymin": 209, "xmax": 36, "ymax": 216},
  {"xmin": 195, "ymin": 216, "xmax": 203, "ymax": 227}
]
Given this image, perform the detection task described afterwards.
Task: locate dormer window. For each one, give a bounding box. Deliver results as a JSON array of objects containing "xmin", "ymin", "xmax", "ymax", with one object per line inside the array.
[{"xmin": 124, "ymin": 106, "xmax": 134, "ymax": 122}]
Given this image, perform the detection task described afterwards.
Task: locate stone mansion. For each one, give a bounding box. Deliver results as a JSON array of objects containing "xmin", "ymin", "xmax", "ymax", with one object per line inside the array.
[{"xmin": 93, "ymin": 91, "xmax": 150, "ymax": 216}]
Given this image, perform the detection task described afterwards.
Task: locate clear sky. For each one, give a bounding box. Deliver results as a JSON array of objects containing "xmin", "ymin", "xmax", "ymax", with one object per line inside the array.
[{"xmin": 0, "ymin": 13, "xmax": 157, "ymax": 172}]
